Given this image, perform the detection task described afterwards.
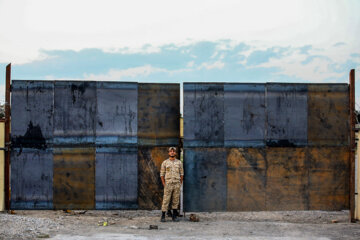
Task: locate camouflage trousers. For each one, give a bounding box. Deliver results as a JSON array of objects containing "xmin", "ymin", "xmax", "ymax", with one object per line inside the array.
[{"xmin": 161, "ymin": 182, "xmax": 181, "ymax": 212}]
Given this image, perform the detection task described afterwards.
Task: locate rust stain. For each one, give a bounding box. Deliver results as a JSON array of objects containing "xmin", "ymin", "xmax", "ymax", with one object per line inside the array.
[
  {"xmin": 138, "ymin": 84, "xmax": 179, "ymax": 144},
  {"xmin": 227, "ymin": 148, "xmax": 266, "ymax": 211},
  {"xmin": 53, "ymin": 148, "xmax": 95, "ymax": 210},
  {"xmin": 266, "ymin": 147, "xmax": 308, "ymax": 211},
  {"xmin": 308, "ymin": 84, "xmax": 349, "ymax": 146},
  {"xmin": 138, "ymin": 147, "xmax": 170, "ymax": 209},
  {"xmin": 308, "ymin": 147, "xmax": 349, "ymax": 210}
]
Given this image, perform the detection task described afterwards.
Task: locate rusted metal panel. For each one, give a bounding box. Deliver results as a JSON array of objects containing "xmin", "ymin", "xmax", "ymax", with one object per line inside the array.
[
  {"xmin": 266, "ymin": 147, "xmax": 308, "ymax": 210},
  {"xmin": 184, "ymin": 148, "xmax": 227, "ymax": 212},
  {"xmin": 53, "ymin": 148, "xmax": 95, "ymax": 209},
  {"xmin": 10, "ymin": 148, "xmax": 53, "ymax": 209},
  {"xmin": 96, "ymin": 82, "xmax": 137, "ymax": 147},
  {"xmin": 227, "ymin": 148, "xmax": 266, "ymax": 211},
  {"xmin": 11, "ymin": 80, "xmax": 54, "ymax": 149},
  {"xmin": 54, "ymin": 81, "xmax": 96, "ymax": 146},
  {"xmin": 95, "ymin": 147, "xmax": 138, "ymax": 209},
  {"xmin": 308, "ymin": 84, "xmax": 349, "ymax": 146},
  {"xmin": 266, "ymin": 84, "xmax": 307, "ymax": 147},
  {"xmin": 308, "ymin": 147, "xmax": 349, "ymax": 210},
  {"xmin": 138, "ymin": 84, "xmax": 180, "ymax": 146},
  {"xmin": 184, "ymin": 83, "xmax": 224, "ymax": 147},
  {"xmin": 138, "ymin": 146, "xmax": 169, "ymax": 209},
  {"xmin": 224, "ymin": 84, "xmax": 265, "ymax": 147},
  {"xmin": 349, "ymin": 69, "xmax": 355, "ymax": 222}
]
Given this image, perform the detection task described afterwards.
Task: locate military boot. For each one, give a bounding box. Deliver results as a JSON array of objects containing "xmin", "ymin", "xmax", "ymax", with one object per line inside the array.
[
  {"xmin": 172, "ymin": 209, "xmax": 179, "ymax": 222},
  {"xmin": 160, "ymin": 211, "xmax": 166, "ymax": 222}
]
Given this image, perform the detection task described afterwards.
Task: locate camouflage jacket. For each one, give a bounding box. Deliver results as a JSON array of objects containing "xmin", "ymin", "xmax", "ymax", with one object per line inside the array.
[{"xmin": 160, "ymin": 159, "xmax": 184, "ymax": 183}]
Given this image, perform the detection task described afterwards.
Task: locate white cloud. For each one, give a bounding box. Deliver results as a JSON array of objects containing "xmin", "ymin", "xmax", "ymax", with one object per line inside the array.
[
  {"xmin": 80, "ymin": 64, "xmax": 195, "ymax": 81},
  {"xmin": 198, "ymin": 61, "xmax": 225, "ymax": 70},
  {"xmin": 83, "ymin": 65, "xmax": 167, "ymax": 81},
  {"xmin": 81, "ymin": 60, "xmax": 225, "ymax": 83},
  {"xmin": 103, "ymin": 45, "xmax": 162, "ymax": 55},
  {"xmin": 43, "ymin": 75, "xmax": 82, "ymax": 81},
  {"xmin": 186, "ymin": 61, "xmax": 195, "ymax": 68},
  {"xmin": 239, "ymin": 40, "xmax": 359, "ymax": 83},
  {"xmin": 255, "ymin": 50, "xmax": 346, "ymax": 82},
  {"xmin": 0, "ymin": 0, "xmax": 359, "ymax": 64}
]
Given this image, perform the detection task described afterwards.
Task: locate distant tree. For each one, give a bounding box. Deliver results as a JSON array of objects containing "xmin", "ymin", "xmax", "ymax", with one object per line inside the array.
[
  {"xmin": 0, "ymin": 104, "xmax": 4, "ymax": 119},
  {"xmin": 356, "ymin": 110, "xmax": 360, "ymax": 124}
]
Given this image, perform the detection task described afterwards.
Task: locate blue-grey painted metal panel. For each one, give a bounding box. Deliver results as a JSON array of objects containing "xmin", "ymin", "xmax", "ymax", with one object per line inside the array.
[
  {"xmin": 224, "ymin": 83, "xmax": 266, "ymax": 147},
  {"xmin": 95, "ymin": 147, "xmax": 138, "ymax": 209},
  {"xmin": 184, "ymin": 148, "xmax": 227, "ymax": 211},
  {"xmin": 96, "ymin": 82, "xmax": 138, "ymax": 147},
  {"xmin": 138, "ymin": 83, "xmax": 180, "ymax": 146},
  {"xmin": 10, "ymin": 148, "xmax": 53, "ymax": 209},
  {"xmin": 184, "ymin": 83, "xmax": 224, "ymax": 147},
  {"xmin": 11, "ymin": 80, "xmax": 54, "ymax": 149},
  {"xmin": 266, "ymin": 83, "xmax": 308, "ymax": 147},
  {"xmin": 54, "ymin": 81, "xmax": 96, "ymax": 146}
]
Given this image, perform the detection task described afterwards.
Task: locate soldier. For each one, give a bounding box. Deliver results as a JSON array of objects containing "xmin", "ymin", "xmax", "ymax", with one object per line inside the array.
[{"xmin": 160, "ymin": 146, "xmax": 184, "ymax": 222}]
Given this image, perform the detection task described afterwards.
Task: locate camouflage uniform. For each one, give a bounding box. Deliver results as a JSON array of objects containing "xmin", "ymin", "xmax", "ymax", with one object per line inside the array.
[{"xmin": 160, "ymin": 158, "xmax": 184, "ymax": 212}]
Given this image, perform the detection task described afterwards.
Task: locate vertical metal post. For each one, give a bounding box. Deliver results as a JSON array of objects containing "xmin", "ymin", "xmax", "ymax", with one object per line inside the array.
[
  {"xmin": 349, "ymin": 69, "xmax": 355, "ymax": 222},
  {"xmin": 4, "ymin": 63, "xmax": 11, "ymax": 210}
]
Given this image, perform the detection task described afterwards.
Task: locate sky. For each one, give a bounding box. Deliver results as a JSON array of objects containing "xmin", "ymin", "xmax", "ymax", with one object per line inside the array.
[{"xmin": 0, "ymin": 0, "xmax": 359, "ymax": 110}]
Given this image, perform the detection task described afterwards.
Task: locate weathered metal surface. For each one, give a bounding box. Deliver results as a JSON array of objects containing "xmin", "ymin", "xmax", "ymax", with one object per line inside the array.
[
  {"xmin": 11, "ymin": 81, "xmax": 54, "ymax": 149},
  {"xmin": 54, "ymin": 81, "xmax": 96, "ymax": 146},
  {"xmin": 266, "ymin": 84, "xmax": 308, "ymax": 147},
  {"xmin": 138, "ymin": 147, "xmax": 169, "ymax": 209},
  {"xmin": 183, "ymin": 83, "xmax": 224, "ymax": 147},
  {"xmin": 96, "ymin": 82, "xmax": 137, "ymax": 147},
  {"xmin": 184, "ymin": 148, "xmax": 227, "ymax": 212},
  {"xmin": 266, "ymin": 147, "xmax": 308, "ymax": 210},
  {"xmin": 227, "ymin": 148, "xmax": 266, "ymax": 211},
  {"xmin": 224, "ymin": 84, "xmax": 265, "ymax": 147},
  {"xmin": 5, "ymin": 63, "xmax": 11, "ymax": 210},
  {"xmin": 10, "ymin": 148, "xmax": 53, "ymax": 209},
  {"xmin": 349, "ymin": 69, "xmax": 356, "ymax": 222},
  {"xmin": 308, "ymin": 84, "xmax": 349, "ymax": 146},
  {"xmin": 95, "ymin": 147, "xmax": 138, "ymax": 209},
  {"xmin": 138, "ymin": 83, "xmax": 180, "ymax": 146},
  {"xmin": 308, "ymin": 147, "xmax": 349, "ymax": 210},
  {"xmin": 9, "ymin": 78, "xmax": 352, "ymax": 212},
  {"xmin": 53, "ymin": 148, "xmax": 95, "ymax": 209}
]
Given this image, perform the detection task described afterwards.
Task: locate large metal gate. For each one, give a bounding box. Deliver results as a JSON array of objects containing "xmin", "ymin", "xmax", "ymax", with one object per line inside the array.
[
  {"xmin": 10, "ymin": 80, "xmax": 180, "ymax": 210},
  {"xmin": 183, "ymin": 83, "xmax": 350, "ymax": 211},
  {"xmin": 10, "ymin": 80, "xmax": 351, "ymax": 211}
]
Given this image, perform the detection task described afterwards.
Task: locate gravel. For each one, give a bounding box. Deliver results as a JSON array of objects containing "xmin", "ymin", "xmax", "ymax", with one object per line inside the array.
[{"xmin": 0, "ymin": 210, "xmax": 359, "ymax": 240}]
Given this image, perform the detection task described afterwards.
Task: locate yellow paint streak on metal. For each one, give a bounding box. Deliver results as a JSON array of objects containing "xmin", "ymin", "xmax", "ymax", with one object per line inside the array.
[
  {"xmin": 53, "ymin": 148, "xmax": 95, "ymax": 210},
  {"xmin": 180, "ymin": 117, "xmax": 183, "ymax": 138},
  {"xmin": 227, "ymin": 148, "xmax": 266, "ymax": 211},
  {"xmin": 0, "ymin": 121, "xmax": 4, "ymax": 211}
]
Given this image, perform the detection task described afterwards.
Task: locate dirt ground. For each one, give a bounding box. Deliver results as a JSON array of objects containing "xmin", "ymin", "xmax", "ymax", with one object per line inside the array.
[{"xmin": 1, "ymin": 210, "xmax": 360, "ymax": 240}]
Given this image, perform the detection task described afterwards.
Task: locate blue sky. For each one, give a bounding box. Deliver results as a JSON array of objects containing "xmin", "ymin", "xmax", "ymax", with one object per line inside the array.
[{"xmin": 0, "ymin": 0, "xmax": 359, "ymax": 108}]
